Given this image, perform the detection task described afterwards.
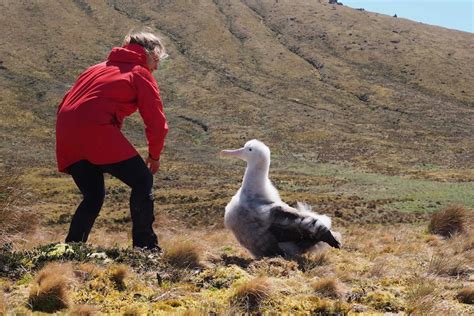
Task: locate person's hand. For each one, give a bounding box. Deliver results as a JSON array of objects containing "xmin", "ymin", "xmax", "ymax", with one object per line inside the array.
[{"xmin": 145, "ymin": 156, "xmax": 160, "ymax": 174}]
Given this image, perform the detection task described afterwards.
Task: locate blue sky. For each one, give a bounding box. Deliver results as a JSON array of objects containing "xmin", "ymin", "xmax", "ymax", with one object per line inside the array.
[{"xmin": 341, "ymin": 0, "xmax": 473, "ymax": 33}]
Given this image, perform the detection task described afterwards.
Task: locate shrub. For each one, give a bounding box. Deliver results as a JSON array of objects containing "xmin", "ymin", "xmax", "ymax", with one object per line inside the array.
[
  {"xmin": 456, "ymin": 287, "xmax": 474, "ymax": 304},
  {"xmin": 28, "ymin": 263, "xmax": 71, "ymax": 313},
  {"xmin": 230, "ymin": 277, "xmax": 272, "ymax": 312},
  {"xmin": 428, "ymin": 205, "xmax": 470, "ymax": 237}
]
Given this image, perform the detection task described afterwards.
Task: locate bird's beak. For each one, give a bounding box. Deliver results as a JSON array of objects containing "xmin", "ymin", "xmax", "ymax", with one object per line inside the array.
[{"xmin": 220, "ymin": 148, "xmax": 245, "ymax": 160}]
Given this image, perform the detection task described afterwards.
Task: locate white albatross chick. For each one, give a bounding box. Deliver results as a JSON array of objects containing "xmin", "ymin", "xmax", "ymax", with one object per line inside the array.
[{"xmin": 220, "ymin": 139, "xmax": 341, "ymax": 258}]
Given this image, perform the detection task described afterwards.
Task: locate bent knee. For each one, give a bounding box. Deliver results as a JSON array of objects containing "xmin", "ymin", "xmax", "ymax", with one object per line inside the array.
[
  {"xmin": 132, "ymin": 170, "xmax": 154, "ymax": 198},
  {"xmin": 82, "ymin": 194, "xmax": 105, "ymax": 210}
]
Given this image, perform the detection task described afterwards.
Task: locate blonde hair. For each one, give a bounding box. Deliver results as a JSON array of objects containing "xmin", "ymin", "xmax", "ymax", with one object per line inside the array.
[{"xmin": 123, "ymin": 30, "xmax": 168, "ymax": 60}]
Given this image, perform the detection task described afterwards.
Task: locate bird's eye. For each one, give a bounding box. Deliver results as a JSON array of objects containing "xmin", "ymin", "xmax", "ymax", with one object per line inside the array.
[{"xmin": 248, "ymin": 148, "xmax": 252, "ymax": 151}]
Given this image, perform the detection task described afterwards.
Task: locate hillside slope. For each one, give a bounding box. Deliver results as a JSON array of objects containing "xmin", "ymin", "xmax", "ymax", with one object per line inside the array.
[{"xmin": 0, "ymin": 0, "xmax": 473, "ymax": 173}]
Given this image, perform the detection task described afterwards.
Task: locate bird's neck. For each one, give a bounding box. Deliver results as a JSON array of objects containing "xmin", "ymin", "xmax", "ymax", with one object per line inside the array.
[{"xmin": 242, "ymin": 161, "xmax": 270, "ymax": 197}]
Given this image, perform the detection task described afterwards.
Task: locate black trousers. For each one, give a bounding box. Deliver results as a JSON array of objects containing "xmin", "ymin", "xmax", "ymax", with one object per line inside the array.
[{"xmin": 65, "ymin": 155, "xmax": 159, "ymax": 249}]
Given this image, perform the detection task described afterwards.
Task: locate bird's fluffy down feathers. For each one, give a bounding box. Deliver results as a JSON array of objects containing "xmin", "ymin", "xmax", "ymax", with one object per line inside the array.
[{"xmin": 221, "ymin": 140, "xmax": 341, "ymax": 257}]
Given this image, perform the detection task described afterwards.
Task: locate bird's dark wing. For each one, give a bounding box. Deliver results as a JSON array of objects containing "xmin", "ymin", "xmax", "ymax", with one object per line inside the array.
[{"xmin": 268, "ymin": 204, "xmax": 341, "ymax": 248}]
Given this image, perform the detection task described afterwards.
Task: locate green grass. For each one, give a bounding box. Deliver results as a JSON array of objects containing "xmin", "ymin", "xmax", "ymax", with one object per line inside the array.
[{"xmin": 284, "ymin": 161, "xmax": 474, "ymax": 212}]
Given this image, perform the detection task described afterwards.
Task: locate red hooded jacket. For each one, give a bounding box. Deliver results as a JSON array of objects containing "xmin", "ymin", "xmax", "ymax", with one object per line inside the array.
[{"xmin": 56, "ymin": 44, "xmax": 168, "ymax": 173}]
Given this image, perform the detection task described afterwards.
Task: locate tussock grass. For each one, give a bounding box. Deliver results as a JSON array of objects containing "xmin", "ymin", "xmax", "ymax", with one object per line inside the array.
[
  {"xmin": 230, "ymin": 277, "xmax": 272, "ymax": 312},
  {"xmin": 428, "ymin": 205, "xmax": 470, "ymax": 237},
  {"xmin": 162, "ymin": 239, "xmax": 201, "ymax": 269},
  {"xmin": 0, "ymin": 291, "xmax": 6, "ymax": 314},
  {"xmin": 0, "ymin": 170, "xmax": 36, "ymax": 243},
  {"xmin": 367, "ymin": 258, "xmax": 388, "ymax": 278},
  {"xmin": 449, "ymin": 232, "xmax": 474, "ymax": 254},
  {"xmin": 108, "ymin": 264, "xmax": 128, "ymax": 290},
  {"xmin": 70, "ymin": 304, "xmax": 99, "ymax": 315},
  {"xmin": 312, "ymin": 277, "xmax": 346, "ymax": 299},
  {"xmin": 296, "ymin": 251, "xmax": 330, "ymax": 272},
  {"xmin": 456, "ymin": 287, "xmax": 474, "ymax": 304},
  {"xmin": 311, "ymin": 298, "xmax": 333, "ymax": 314},
  {"xmin": 406, "ymin": 277, "xmax": 438, "ymax": 314},
  {"xmin": 427, "ymin": 253, "xmax": 470, "ymax": 277},
  {"xmin": 28, "ymin": 262, "xmax": 72, "ymax": 313},
  {"xmin": 74, "ymin": 263, "xmax": 101, "ymax": 281}
]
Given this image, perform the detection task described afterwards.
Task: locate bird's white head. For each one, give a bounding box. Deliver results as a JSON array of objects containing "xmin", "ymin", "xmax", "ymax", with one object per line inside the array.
[{"xmin": 220, "ymin": 139, "xmax": 270, "ymax": 165}]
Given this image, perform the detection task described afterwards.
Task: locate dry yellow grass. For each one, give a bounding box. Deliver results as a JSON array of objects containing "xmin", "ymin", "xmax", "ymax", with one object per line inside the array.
[
  {"xmin": 428, "ymin": 205, "xmax": 470, "ymax": 237},
  {"xmin": 0, "ymin": 291, "xmax": 6, "ymax": 314},
  {"xmin": 296, "ymin": 251, "xmax": 330, "ymax": 273},
  {"xmin": 457, "ymin": 288, "xmax": 474, "ymax": 305},
  {"xmin": 162, "ymin": 239, "xmax": 201, "ymax": 269},
  {"xmin": 108, "ymin": 264, "xmax": 128, "ymax": 290},
  {"xmin": 449, "ymin": 231, "xmax": 474, "ymax": 255},
  {"xmin": 405, "ymin": 277, "xmax": 438, "ymax": 314},
  {"xmin": 427, "ymin": 253, "xmax": 470, "ymax": 277},
  {"xmin": 28, "ymin": 263, "xmax": 72, "ymax": 313},
  {"xmin": 69, "ymin": 304, "xmax": 100, "ymax": 316},
  {"xmin": 230, "ymin": 277, "xmax": 272, "ymax": 312},
  {"xmin": 74, "ymin": 263, "xmax": 101, "ymax": 281},
  {"xmin": 312, "ymin": 277, "xmax": 347, "ymax": 299},
  {"xmin": 0, "ymin": 170, "xmax": 37, "ymax": 244}
]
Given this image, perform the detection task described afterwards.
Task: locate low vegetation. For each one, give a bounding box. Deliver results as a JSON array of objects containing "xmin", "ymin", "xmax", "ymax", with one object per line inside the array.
[
  {"xmin": 0, "ymin": 170, "xmax": 36, "ymax": 244},
  {"xmin": 108, "ymin": 264, "xmax": 128, "ymax": 290},
  {"xmin": 457, "ymin": 288, "xmax": 474, "ymax": 305},
  {"xmin": 69, "ymin": 304, "xmax": 99, "ymax": 316},
  {"xmin": 0, "ymin": 291, "xmax": 6, "ymax": 315},
  {"xmin": 312, "ymin": 277, "xmax": 347, "ymax": 299},
  {"xmin": 162, "ymin": 238, "xmax": 201, "ymax": 269},
  {"xmin": 230, "ymin": 277, "xmax": 272, "ymax": 312},
  {"xmin": 428, "ymin": 205, "xmax": 471, "ymax": 237},
  {"xmin": 28, "ymin": 263, "xmax": 72, "ymax": 313}
]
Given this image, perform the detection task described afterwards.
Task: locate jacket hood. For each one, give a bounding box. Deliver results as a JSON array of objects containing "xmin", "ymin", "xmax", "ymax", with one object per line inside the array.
[{"xmin": 107, "ymin": 44, "xmax": 149, "ymax": 69}]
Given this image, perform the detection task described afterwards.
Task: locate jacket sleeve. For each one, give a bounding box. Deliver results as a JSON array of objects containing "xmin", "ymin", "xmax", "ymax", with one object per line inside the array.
[{"xmin": 132, "ymin": 67, "xmax": 168, "ymax": 160}]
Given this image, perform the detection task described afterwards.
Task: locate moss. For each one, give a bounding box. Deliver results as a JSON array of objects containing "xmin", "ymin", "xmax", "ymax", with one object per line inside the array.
[
  {"xmin": 16, "ymin": 273, "xmax": 33, "ymax": 286},
  {"xmin": 363, "ymin": 291, "xmax": 404, "ymax": 312},
  {"xmin": 195, "ymin": 266, "xmax": 248, "ymax": 290},
  {"xmin": 379, "ymin": 277, "xmax": 404, "ymax": 287},
  {"xmin": 248, "ymin": 257, "xmax": 299, "ymax": 278},
  {"xmin": 301, "ymin": 297, "xmax": 352, "ymax": 315}
]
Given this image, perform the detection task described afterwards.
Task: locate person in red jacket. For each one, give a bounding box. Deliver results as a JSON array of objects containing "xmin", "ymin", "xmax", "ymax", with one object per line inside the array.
[{"xmin": 56, "ymin": 31, "xmax": 169, "ymax": 250}]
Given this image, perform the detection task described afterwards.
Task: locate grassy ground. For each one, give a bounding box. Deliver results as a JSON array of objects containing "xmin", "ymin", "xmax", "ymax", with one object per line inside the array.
[
  {"xmin": 1, "ymin": 0, "xmax": 473, "ymax": 314},
  {"xmin": 1, "ymin": 161, "xmax": 473, "ymax": 314}
]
